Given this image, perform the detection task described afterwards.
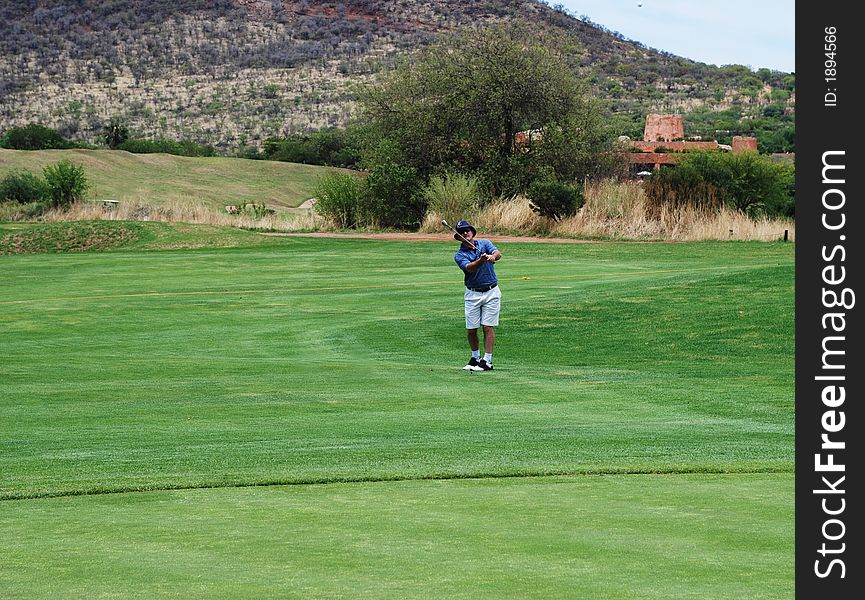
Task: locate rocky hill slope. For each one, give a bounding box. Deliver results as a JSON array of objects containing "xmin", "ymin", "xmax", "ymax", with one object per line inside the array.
[{"xmin": 0, "ymin": 0, "xmax": 794, "ymax": 152}]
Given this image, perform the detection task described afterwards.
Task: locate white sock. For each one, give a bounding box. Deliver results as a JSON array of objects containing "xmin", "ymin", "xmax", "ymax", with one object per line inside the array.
[
  {"xmin": 483, "ymin": 353, "xmax": 492, "ymax": 364},
  {"xmin": 472, "ymin": 350, "xmax": 481, "ymax": 360}
]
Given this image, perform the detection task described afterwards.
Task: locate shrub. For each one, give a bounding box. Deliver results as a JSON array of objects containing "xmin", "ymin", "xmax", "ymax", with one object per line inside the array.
[
  {"xmin": 117, "ymin": 138, "xmax": 217, "ymax": 157},
  {"xmin": 0, "ymin": 201, "xmax": 46, "ymax": 221},
  {"xmin": 421, "ymin": 173, "xmax": 481, "ymax": 224},
  {"xmin": 313, "ymin": 172, "xmax": 364, "ymax": 228},
  {"xmin": 0, "ymin": 169, "xmax": 49, "ymax": 203},
  {"xmin": 768, "ymin": 162, "xmax": 795, "ymax": 217},
  {"xmin": 643, "ymin": 151, "xmax": 794, "ymax": 217},
  {"xmin": 361, "ymin": 162, "xmax": 425, "ymax": 229},
  {"xmin": 42, "ymin": 160, "xmax": 89, "ymax": 209},
  {"xmin": 1, "ymin": 123, "xmax": 73, "ymax": 150},
  {"xmin": 226, "ymin": 203, "xmax": 276, "ymax": 219},
  {"xmin": 263, "ymin": 128, "xmax": 362, "ymax": 167},
  {"xmin": 104, "ymin": 117, "xmax": 130, "ymax": 149},
  {"xmin": 263, "ymin": 137, "xmax": 315, "ymax": 164},
  {"xmin": 527, "ymin": 178, "xmax": 585, "ymax": 221}
]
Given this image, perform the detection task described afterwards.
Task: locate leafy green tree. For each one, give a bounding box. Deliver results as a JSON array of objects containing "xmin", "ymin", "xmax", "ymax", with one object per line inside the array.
[
  {"xmin": 42, "ymin": 160, "xmax": 89, "ymax": 208},
  {"xmin": 361, "ymin": 25, "xmax": 619, "ymax": 196},
  {"xmin": 361, "ymin": 162, "xmax": 425, "ymax": 229},
  {"xmin": 103, "ymin": 117, "xmax": 130, "ymax": 149}
]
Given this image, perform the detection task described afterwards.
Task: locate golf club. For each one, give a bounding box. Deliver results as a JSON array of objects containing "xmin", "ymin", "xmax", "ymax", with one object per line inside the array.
[{"xmin": 442, "ymin": 219, "xmax": 477, "ymax": 250}]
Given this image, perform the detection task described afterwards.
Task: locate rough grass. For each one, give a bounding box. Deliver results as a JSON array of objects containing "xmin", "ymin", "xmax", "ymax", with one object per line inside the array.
[{"xmin": 0, "ymin": 220, "xmax": 146, "ymax": 254}]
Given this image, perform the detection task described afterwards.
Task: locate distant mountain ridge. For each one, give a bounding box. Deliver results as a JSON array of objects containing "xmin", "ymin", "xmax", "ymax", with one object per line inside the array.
[{"xmin": 0, "ymin": 0, "xmax": 794, "ymax": 152}]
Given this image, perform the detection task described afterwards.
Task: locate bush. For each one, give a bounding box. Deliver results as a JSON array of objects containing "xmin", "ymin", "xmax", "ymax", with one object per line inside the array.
[
  {"xmin": 263, "ymin": 128, "xmax": 362, "ymax": 167},
  {"xmin": 0, "ymin": 201, "xmax": 46, "ymax": 221},
  {"xmin": 0, "ymin": 169, "xmax": 49, "ymax": 203},
  {"xmin": 42, "ymin": 160, "xmax": 89, "ymax": 209},
  {"xmin": 421, "ymin": 173, "xmax": 481, "ymax": 224},
  {"xmin": 1, "ymin": 123, "xmax": 74, "ymax": 150},
  {"xmin": 361, "ymin": 162, "xmax": 425, "ymax": 229},
  {"xmin": 527, "ymin": 178, "xmax": 584, "ymax": 221},
  {"xmin": 262, "ymin": 137, "xmax": 315, "ymax": 164},
  {"xmin": 104, "ymin": 117, "xmax": 130, "ymax": 149},
  {"xmin": 117, "ymin": 138, "xmax": 217, "ymax": 157},
  {"xmin": 225, "ymin": 203, "xmax": 276, "ymax": 219},
  {"xmin": 313, "ymin": 172, "xmax": 364, "ymax": 228},
  {"xmin": 769, "ymin": 162, "xmax": 795, "ymax": 218},
  {"xmin": 643, "ymin": 151, "xmax": 794, "ymax": 217}
]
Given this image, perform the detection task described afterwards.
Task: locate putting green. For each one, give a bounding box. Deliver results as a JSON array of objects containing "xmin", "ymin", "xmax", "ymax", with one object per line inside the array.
[{"xmin": 0, "ymin": 474, "xmax": 792, "ymax": 599}]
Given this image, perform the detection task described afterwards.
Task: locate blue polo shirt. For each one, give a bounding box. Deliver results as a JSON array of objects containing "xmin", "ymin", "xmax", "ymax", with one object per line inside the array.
[{"xmin": 454, "ymin": 238, "xmax": 498, "ymax": 289}]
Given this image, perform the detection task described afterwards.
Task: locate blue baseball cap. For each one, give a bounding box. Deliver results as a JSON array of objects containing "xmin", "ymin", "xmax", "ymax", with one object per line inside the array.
[{"xmin": 454, "ymin": 220, "xmax": 476, "ymax": 240}]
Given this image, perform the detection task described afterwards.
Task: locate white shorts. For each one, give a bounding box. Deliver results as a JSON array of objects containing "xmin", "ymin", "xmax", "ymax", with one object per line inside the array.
[{"xmin": 464, "ymin": 285, "xmax": 502, "ymax": 329}]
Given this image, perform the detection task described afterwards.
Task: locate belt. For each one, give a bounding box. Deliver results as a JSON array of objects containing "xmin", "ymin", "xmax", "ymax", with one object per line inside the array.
[{"xmin": 466, "ymin": 283, "xmax": 497, "ymax": 292}]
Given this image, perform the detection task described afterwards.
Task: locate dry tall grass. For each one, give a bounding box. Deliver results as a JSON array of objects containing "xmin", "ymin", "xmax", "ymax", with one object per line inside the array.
[
  {"xmin": 40, "ymin": 199, "xmax": 325, "ymax": 231},
  {"xmin": 31, "ymin": 179, "xmax": 794, "ymax": 242},
  {"xmin": 420, "ymin": 179, "xmax": 794, "ymax": 241}
]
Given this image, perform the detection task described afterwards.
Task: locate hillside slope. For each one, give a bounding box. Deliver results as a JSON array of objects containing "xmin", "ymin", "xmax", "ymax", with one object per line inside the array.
[
  {"xmin": 0, "ymin": 148, "xmax": 342, "ymax": 209},
  {"xmin": 0, "ymin": 0, "xmax": 794, "ymax": 151}
]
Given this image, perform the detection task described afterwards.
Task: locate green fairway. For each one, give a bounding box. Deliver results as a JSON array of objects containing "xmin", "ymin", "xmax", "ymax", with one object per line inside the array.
[{"xmin": 0, "ymin": 231, "xmax": 794, "ymax": 597}]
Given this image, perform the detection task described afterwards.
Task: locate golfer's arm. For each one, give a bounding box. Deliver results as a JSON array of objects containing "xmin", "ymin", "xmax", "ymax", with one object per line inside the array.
[
  {"xmin": 464, "ymin": 258, "xmax": 483, "ymax": 273},
  {"xmin": 464, "ymin": 250, "xmax": 501, "ymax": 273}
]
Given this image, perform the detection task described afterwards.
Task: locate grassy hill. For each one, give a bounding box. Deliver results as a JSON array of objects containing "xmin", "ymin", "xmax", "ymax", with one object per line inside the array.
[{"xmin": 0, "ymin": 148, "xmax": 347, "ymax": 211}]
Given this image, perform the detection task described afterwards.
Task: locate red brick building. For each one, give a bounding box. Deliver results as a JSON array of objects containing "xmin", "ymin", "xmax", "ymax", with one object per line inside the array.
[{"xmin": 627, "ymin": 114, "xmax": 757, "ymax": 174}]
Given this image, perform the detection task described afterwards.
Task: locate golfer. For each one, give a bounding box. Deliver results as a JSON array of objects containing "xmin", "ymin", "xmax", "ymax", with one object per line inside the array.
[{"xmin": 452, "ymin": 220, "xmax": 502, "ymax": 371}]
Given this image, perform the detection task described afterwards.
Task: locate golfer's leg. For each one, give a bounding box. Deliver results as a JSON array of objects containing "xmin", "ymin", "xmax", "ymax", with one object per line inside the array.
[
  {"xmin": 465, "ymin": 290, "xmax": 482, "ymax": 352},
  {"xmin": 467, "ymin": 328, "xmax": 480, "ymax": 352},
  {"xmin": 479, "ymin": 287, "xmax": 501, "ymax": 357},
  {"xmin": 482, "ymin": 325, "xmax": 495, "ymax": 353}
]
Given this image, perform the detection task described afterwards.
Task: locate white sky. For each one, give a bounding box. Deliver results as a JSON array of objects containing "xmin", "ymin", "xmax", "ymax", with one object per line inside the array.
[{"xmin": 555, "ymin": 1, "xmax": 795, "ymax": 73}]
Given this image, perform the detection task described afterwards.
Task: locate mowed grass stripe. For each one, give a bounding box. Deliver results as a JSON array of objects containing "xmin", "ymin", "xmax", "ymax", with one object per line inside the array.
[
  {"xmin": 1, "ymin": 238, "xmax": 793, "ymax": 501},
  {"xmin": 0, "ymin": 264, "xmax": 767, "ymax": 305},
  {"xmin": 0, "ymin": 473, "xmax": 793, "ymax": 599}
]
